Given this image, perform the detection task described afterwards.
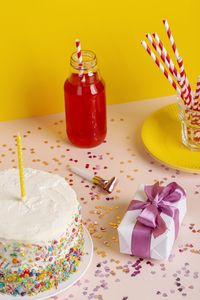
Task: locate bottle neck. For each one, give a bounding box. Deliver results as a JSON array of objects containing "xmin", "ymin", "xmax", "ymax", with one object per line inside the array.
[{"xmin": 70, "ymin": 50, "xmax": 98, "ymax": 74}]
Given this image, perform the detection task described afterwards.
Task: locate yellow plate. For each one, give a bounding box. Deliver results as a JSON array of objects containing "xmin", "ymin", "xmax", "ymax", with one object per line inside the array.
[{"xmin": 141, "ymin": 103, "xmax": 200, "ymax": 173}]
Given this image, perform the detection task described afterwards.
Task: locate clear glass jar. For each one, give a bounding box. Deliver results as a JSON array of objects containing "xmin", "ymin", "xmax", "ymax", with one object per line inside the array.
[
  {"xmin": 64, "ymin": 50, "xmax": 107, "ymax": 148},
  {"xmin": 178, "ymin": 96, "xmax": 200, "ymax": 151}
]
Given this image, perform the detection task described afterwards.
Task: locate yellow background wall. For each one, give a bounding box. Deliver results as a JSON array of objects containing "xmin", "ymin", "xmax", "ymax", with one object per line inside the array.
[{"xmin": 0, "ymin": 0, "xmax": 199, "ymax": 121}]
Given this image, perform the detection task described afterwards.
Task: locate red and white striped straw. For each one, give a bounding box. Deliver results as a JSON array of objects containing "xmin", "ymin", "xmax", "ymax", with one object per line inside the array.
[
  {"xmin": 194, "ymin": 76, "xmax": 200, "ymax": 100},
  {"xmin": 163, "ymin": 19, "xmax": 180, "ymax": 60},
  {"xmin": 146, "ymin": 33, "xmax": 178, "ymax": 79},
  {"xmin": 75, "ymin": 38, "xmax": 84, "ymax": 77},
  {"xmin": 192, "ymin": 76, "xmax": 200, "ymax": 110},
  {"xmin": 153, "ymin": 32, "xmax": 169, "ymax": 61},
  {"xmin": 175, "ymin": 57, "xmax": 192, "ymax": 107},
  {"xmin": 177, "ymin": 56, "xmax": 191, "ymax": 94},
  {"xmin": 176, "ymin": 77, "xmax": 192, "ymax": 107},
  {"xmin": 141, "ymin": 40, "xmax": 181, "ymax": 95},
  {"xmin": 177, "ymin": 56, "xmax": 186, "ymax": 82},
  {"xmin": 152, "ymin": 32, "xmax": 180, "ymax": 79},
  {"xmin": 177, "ymin": 56, "xmax": 192, "ymax": 105},
  {"xmin": 163, "ymin": 20, "xmax": 192, "ymax": 94}
]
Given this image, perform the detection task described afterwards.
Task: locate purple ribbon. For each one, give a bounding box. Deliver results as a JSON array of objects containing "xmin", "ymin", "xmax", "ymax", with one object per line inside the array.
[{"xmin": 128, "ymin": 182, "xmax": 185, "ymax": 258}]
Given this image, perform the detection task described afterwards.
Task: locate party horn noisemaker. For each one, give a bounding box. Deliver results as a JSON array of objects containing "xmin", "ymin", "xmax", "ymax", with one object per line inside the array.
[{"xmin": 68, "ymin": 165, "xmax": 117, "ymax": 193}]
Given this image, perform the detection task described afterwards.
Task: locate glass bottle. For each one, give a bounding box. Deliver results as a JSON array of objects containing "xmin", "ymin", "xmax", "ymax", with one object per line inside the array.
[{"xmin": 64, "ymin": 50, "xmax": 107, "ymax": 148}]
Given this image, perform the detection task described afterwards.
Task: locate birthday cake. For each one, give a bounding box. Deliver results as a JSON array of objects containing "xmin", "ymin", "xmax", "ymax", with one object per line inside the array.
[{"xmin": 0, "ymin": 168, "xmax": 84, "ymax": 297}]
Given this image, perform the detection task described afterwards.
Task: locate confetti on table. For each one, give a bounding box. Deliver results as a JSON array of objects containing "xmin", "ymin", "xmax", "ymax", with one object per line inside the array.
[{"xmin": 0, "ymin": 98, "xmax": 200, "ymax": 299}]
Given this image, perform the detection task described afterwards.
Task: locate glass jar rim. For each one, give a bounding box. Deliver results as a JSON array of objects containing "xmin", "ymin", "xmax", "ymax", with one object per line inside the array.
[{"xmin": 70, "ymin": 50, "xmax": 97, "ymax": 71}]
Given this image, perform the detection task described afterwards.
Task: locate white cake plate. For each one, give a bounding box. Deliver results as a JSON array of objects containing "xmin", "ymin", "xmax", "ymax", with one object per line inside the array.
[{"xmin": 0, "ymin": 226, "xmax": 93, "ymax": 300}]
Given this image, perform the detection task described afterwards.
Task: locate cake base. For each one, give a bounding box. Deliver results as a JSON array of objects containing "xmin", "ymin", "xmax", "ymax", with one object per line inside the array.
[{"xmin": 0, "ymin": 227, "xmax": 93, "ymax": 300}]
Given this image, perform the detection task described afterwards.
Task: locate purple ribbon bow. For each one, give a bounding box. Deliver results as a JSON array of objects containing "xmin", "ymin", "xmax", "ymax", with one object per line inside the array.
[{"xmin": 128, "ymin": 182, "xmax": 185, "ymax": 258}]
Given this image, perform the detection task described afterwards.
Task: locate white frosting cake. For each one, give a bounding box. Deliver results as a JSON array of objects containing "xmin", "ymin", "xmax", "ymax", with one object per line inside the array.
[
  {"xmin": 0, "ymin": 168, "xmax": 78, "ymax": 242},
  {"xmin": 0, "ymin": 168, "xmax": 84, "ymax": 297}
]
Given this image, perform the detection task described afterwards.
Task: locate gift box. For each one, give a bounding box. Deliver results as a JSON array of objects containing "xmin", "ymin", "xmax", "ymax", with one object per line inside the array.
[{"xmin": 117, "ymin": 182, "xmax": 186, "ymax": 260}]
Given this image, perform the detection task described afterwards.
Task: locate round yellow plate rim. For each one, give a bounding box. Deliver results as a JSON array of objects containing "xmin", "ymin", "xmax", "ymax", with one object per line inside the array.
[{"xmin": 141, "ymin": 103, "xmax": 200, "ymax": 174}]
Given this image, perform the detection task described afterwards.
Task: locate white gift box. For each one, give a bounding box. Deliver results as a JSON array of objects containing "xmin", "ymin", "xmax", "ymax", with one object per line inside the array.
[{"xmin": 117, "ymin": 184, "xmax": 187, "ymax": 260}]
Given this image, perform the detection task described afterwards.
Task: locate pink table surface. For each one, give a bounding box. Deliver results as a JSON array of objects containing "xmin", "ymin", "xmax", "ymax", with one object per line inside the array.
[{"xmin": 0, "ymin": 96, "xmax": 200, "ymax": 300}]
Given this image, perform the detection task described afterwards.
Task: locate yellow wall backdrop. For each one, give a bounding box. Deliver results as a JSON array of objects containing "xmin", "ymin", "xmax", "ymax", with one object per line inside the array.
[{"xmin": 0, "ymin": 0, "xmax": 199, "ymax": 121}]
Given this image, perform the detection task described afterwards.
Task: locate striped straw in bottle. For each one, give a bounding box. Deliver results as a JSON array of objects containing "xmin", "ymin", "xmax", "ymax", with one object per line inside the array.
[{"xmin": 75, "ymin": 39, "xmax": 84, "ymax": 77}]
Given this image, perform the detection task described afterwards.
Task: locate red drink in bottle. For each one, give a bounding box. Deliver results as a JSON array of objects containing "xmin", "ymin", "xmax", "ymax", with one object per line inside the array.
[{"xmin": 64, "ymin": 50, "xmax": 107, "ymax": 148}]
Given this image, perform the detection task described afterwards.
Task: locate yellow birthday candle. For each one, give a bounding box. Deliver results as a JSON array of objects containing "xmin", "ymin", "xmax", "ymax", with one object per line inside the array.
[{"xmin": 17, "ymin": 133, "xmax": 26, "ymax": 200}]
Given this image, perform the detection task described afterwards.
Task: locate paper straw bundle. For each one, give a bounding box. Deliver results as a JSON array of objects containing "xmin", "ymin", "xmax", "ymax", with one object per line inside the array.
[{"xmin": 141, "ymin": 19, "xmax": 200, "ymax": 114}]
